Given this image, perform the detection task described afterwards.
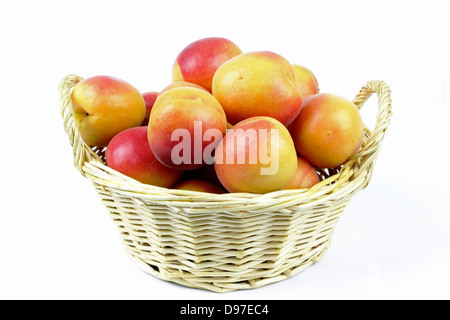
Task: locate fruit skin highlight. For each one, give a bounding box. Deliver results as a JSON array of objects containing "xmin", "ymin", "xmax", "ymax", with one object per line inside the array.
[
  {"xmin": 212, "ymin": 51, "xmax": 303, "ymax": 126},
  {"xmin": 214, "ymin": 116, "xmax": 298, "ymax": 194},
  {"xmin": 172, "ymin": 37, "xmax": 242, "ymax": 92},
  {"xmin": 105, "ymin": 126, "xmax": 182, "ymax": 187},
  {"xmin": 290, "ymin": 93, "xmax": 364, "ymax": 168},
  {"xmin": 71, "ymin": 75, "xmax": 146, "ymax": 147}
]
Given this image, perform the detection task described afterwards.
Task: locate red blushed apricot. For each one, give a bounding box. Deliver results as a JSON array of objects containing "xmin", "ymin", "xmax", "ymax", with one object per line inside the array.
[
  {"xmin": 214, "ymin": 116, "xmax": 298, "ymax": 194},
  {"xmin": 292, "ymin": 64, "xmax": 319, "ymax": 97},
  {"xmin": 182, "ymin": 164, "xmax": 227, "ymax": 192},
  {"xmin": 106, "ymin": 126, "xmax": 182, "ymax": 187},
  {"xmin": 71, "ymin": 75, "xmax": 146, "ymax": 147},
  {"xmin": 290, "ymin": 93, "xmax": 364, "ymax": 168},
  {"xmin": 172, "ymin": 37, "xmax": 242, "ymax": 92},
  {"xmin": 173, "ymin": 179, "xmax": 225, "ymax": 194},
  {"xmin": 284, "ymin": 155, "xmax": 321, "ymax": 189},
  {"xmin": 148, "ymin": 87, "xmax": 227, "ymax": 171},
  {"xmin": 212, "ymin": 51, "xmax": 303, "ymax": 126},
  {"xmin": 159, "ymin": 81, "xmax": 209, "ymax": 95},
  {"xmin": 141, "ymin": 91, "xmax": 159, "ymax": 126}
]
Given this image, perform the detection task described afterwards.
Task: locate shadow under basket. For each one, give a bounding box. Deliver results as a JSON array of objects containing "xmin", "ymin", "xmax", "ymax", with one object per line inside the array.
[{"xmin": 59, "ymin": 75, "xmax": 392, "ymax": 293}]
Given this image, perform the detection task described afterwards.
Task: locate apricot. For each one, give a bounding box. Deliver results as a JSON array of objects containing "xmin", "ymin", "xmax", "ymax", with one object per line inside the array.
[
  {"xmin": 159, "ymin": 81, "xmax": 209, "ymax": 95},
  {"xmin": 105, "ymin": 126, "xmax": 182, "ymax": 187},
  {"xmin": 148, "ymin": 87, "xmax": 227, "ymax": 170},
  {"xmin": 172, "ymin": 37, "xmax": 242, "ymax": 92},
  {"xmin": 292, "ymin": 64, "xmax": 319, "ymax": 97},
  {"xmin": 183, "ymin": 164, "xmax": 227, "ymax": 192},
  {"xmin": 71, "ymin": 75, "xmax": 146, "ymax": 147},
  {"xmin": 141, "ymin": 91, "xmax": 159, "ymax": 126},
  {"xmin": 173, "ymin": 179, "xmax": 225, "ymax": 194},
  {"xmin": 214, "ymin": 116, "xmax": 297, "ymax": 193},
  {"xmin": 290, "ymin": 93, "xmax": 364, "ymax": 168},
  {"xmin": 284, "ymin": 155, "xmax": 321, "ymax": 189},
  {"xmin": 212, "ymin": 51, "xmax": 303, "ymax": 126}
]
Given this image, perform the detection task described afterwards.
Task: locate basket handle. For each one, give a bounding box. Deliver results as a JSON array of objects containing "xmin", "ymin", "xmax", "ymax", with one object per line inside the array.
[
  {"xmin": 58, "ymin": 74, "xmax": 102, "ymax": 176},
  {"xmin": 349, "ymin": 80, "xmax": 393, "ymax": 176}
]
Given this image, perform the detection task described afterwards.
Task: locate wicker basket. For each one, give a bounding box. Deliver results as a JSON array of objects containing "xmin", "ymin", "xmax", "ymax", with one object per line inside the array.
[{"xmin": 58, "ymin": 75, "xmax": 392, "ymax": 293}]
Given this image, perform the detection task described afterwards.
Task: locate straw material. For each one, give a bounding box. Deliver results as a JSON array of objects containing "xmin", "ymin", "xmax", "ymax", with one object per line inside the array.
[{"xmin": 58, "ymin": 75, "xmax": 392, "ymax": 292}]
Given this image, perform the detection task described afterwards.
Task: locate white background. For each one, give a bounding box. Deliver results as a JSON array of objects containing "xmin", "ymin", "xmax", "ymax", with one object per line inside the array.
[{"xmin": 1, "ymin": 0, "xmax": 449, "ymax": 300}]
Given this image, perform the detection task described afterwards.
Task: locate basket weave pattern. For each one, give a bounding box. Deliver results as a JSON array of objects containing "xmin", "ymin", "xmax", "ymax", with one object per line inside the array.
[{"xmin": 59, "ymin": 75, "xmax": 392, "ymax": 292}]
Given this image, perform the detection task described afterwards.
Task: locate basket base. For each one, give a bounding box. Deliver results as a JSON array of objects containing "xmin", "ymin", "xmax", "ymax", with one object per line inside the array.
[{"xmin": 125, "ymin": 239, "xmax": 331, "ymax": 293}]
